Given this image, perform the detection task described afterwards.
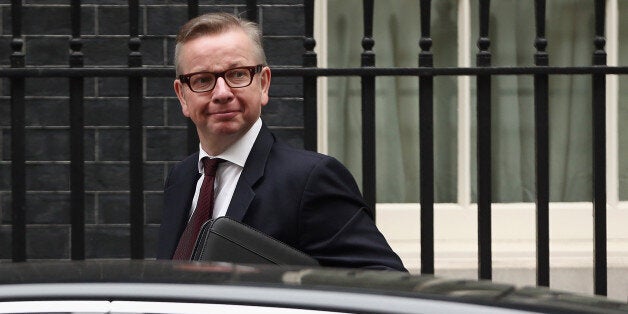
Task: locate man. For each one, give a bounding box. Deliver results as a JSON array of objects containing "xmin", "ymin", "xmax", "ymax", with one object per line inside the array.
[{"xmin": 156, "ymin": 12, "xmax": 406, "ymax": 271}]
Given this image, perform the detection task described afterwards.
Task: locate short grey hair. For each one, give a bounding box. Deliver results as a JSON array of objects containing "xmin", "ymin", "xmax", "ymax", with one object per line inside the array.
[{"xmin": 174, "ymin": 12, "xmax": 267, "ymax": 76}]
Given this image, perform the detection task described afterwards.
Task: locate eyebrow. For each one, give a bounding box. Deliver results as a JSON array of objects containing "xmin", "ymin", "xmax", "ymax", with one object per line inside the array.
[{"xmin": 192, "ymin": 62, "xmax": 247, "ymax": 73}]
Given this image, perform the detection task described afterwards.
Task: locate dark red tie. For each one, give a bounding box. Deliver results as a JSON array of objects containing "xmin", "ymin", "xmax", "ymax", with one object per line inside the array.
[{"xmin": 173, "ymin": 157, "xmax": 222, "ymax": 260}]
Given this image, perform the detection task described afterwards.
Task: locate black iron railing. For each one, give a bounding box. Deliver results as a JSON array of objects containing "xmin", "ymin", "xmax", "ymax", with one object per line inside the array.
[{"xmin": 2, "ymin": 0, "xmax": 627, "ymax": 297}]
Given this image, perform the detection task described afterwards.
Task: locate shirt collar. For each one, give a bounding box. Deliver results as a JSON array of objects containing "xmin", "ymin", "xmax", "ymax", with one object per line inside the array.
[{"xmin": 197, "ymin": 118, "xmax": 262, "ymax": 173}]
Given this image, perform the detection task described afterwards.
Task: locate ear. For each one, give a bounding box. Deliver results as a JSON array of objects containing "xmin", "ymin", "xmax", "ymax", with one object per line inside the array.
[
  {"xmin": 260, "ymin": 66, "xmax": 271, "ymax": 106},
  {"xmin": 174, "ymin": 79, "xmax": 191, "ymax": 117}
]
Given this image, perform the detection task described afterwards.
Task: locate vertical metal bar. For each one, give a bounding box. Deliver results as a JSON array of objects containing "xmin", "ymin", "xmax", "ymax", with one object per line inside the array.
[
  {"xmin": 361, "ymin": 0, "xmax": 376, "ymax": 219},
  {"xmin": 476, "ymin": 0, "xmax": 492, "ymax": 280},
  {"xmin": 534, "ymin": 0, "xmax": 549, "ymax": 287},
  {"xmin": 10, "ymin": 0, "xmax": 26, "ymax": 262},
  {"xmin": 187, "ymin": 0, "xmax": 198, "ymax": 19},
  {"xmin": 303, "ymin": 0, "xmax": 318, "ymax": 152},
  {"xmin": 592, "ymin": 0, "xmax": 607, "ymax": 297},
  {"xmin": 419, "ymin": 0, "xmax": 434, "ymax": 275},
  {"xmin": 128, "ymin": 0, "xmax": 144, "ymax": 259},
  {"xmin": 246, "ymin": 0, "xmax": 258, "ymax": 23},
  {"xmin": 186, "ymin": 0, "xmax": 199, "ymax": 155},
  {"xmin": 69, "ymin": 0, "xmax": 85, "ymax": 261}
]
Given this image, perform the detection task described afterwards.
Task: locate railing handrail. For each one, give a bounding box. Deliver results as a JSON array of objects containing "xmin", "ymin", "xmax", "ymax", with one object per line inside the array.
[{"xmin": 2, "ymin": 65, "xmax": 628, "ymax": 78}]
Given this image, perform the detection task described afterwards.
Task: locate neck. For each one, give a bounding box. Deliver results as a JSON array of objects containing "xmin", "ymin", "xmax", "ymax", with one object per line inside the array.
[
  {"xmin": 199, "ymin": 134, "xmax": 237, "ymax": 156},
  {"xmin": 198, "ymin": 128, "xmax": 251, "ymax": 156}
]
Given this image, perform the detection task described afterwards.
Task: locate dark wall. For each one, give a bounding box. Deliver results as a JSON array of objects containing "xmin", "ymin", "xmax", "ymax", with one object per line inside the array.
[{"xmin": 0, "ymin": 0, "xmax": 305, "ymax": 260}]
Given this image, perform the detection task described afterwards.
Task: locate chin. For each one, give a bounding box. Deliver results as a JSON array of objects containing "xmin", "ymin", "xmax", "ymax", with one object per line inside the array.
[{"xmin": 209, "ymin": 124, "xmax": 245, "ymax": 137}]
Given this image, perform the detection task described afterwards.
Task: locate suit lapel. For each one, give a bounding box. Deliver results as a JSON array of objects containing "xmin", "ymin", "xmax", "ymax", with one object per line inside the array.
[
  {"xmin": 226, "ymin": 124, "xmax": 274, "ymax": 222},
  {"xmin": 162, "ymin": 154, "xmax": 200, "ymax": 252}
]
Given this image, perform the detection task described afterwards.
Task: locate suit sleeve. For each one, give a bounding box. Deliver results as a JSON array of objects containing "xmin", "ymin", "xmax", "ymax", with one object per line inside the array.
[{"xmin": 298, "ymin": 156, "xmax": 407, "ymax": 271}]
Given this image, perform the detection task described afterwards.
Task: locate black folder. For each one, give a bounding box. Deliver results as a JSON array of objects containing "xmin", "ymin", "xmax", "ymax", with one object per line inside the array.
[{"xmin": 191, "ymin": 216, "xmax": 319, "ymax": 266}]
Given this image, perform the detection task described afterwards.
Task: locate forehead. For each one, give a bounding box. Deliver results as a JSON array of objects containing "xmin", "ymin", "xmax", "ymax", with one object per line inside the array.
[{"xmin": 178, "ymin": 29, "xmax": 256, "ymax": 72}]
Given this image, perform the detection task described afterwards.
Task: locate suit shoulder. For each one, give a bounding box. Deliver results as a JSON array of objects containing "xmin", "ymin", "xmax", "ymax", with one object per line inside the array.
[
  {"xmin": 272, "ymin": 141, "xmax": 337, "ymax": 165},
  {"xmin": 170, "ymin": 152, "xmax": 198, "ymax": 172},
  {"xmin": 268, "ymin": 142, "xmax": 354, "ymax": 181},
  {"xmin": 166, "ymin": 152, "xmax": 199, "ymax": 184}
]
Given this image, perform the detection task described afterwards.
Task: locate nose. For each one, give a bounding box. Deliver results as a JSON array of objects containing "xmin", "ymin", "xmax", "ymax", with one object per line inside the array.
[{"xmin": 211, "ymin": 77, "xmax": 234, "ymax": 104}]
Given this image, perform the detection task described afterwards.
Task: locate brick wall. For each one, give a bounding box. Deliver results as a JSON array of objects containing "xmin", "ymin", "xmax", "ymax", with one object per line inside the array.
[{"xmin": 0, "ymin": 0, "xmax": 305, "ymax": 260}]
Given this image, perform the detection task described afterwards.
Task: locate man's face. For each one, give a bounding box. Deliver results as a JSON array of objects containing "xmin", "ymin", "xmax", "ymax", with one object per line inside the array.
[{"xmin": 174, "ymin": 29, "xmax": 271, "ymax": 145}]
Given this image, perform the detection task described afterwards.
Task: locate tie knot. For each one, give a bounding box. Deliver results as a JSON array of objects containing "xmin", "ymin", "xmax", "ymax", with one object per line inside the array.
[{"xmin": 202, "ymin": 157, "xmax": 222, "ymax": 177}]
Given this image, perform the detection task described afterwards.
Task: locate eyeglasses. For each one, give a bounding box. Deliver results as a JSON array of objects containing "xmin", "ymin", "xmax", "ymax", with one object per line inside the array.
[{"xmin": 178, "ymin": 64, "xmax": 264, "ymax": 93}]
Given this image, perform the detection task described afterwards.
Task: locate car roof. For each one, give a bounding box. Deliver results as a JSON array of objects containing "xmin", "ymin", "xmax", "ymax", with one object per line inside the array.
[{"xmin": 0, "ymin": 260, "xmax": 626, "ymax": 314}]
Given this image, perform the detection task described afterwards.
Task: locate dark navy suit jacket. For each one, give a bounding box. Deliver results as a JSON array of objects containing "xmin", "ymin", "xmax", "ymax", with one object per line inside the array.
[{"xmin": 156, "ymin": 124, "xmax": 406, "ymax": 271}]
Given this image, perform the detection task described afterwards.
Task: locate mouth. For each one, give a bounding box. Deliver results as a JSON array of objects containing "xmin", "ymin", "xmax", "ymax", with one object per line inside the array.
[{"xmin": 209, "ymin": 110, "xmax": 239, "ymax": 120}]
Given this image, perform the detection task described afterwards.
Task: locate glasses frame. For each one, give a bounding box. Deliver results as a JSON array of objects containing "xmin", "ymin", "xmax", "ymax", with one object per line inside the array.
[{"xmin": 178, "ymin": 64, "xmax": 264, "ymax": 93}]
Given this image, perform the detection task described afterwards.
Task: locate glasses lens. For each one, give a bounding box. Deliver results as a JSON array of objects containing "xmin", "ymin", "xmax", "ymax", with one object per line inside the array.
[
  {"xmin": 189, "ymin": 73, "xmax": 216, "ymax": 92},
  {"xmin": 225, "ymin": 68, "xmax": 252, "ymax": 87}
]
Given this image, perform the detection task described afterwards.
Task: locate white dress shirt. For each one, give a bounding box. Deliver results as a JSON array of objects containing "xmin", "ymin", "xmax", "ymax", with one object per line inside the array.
[{"xmin": 188, "ymin": 118, "xmax": 262, "ymax": 220}]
